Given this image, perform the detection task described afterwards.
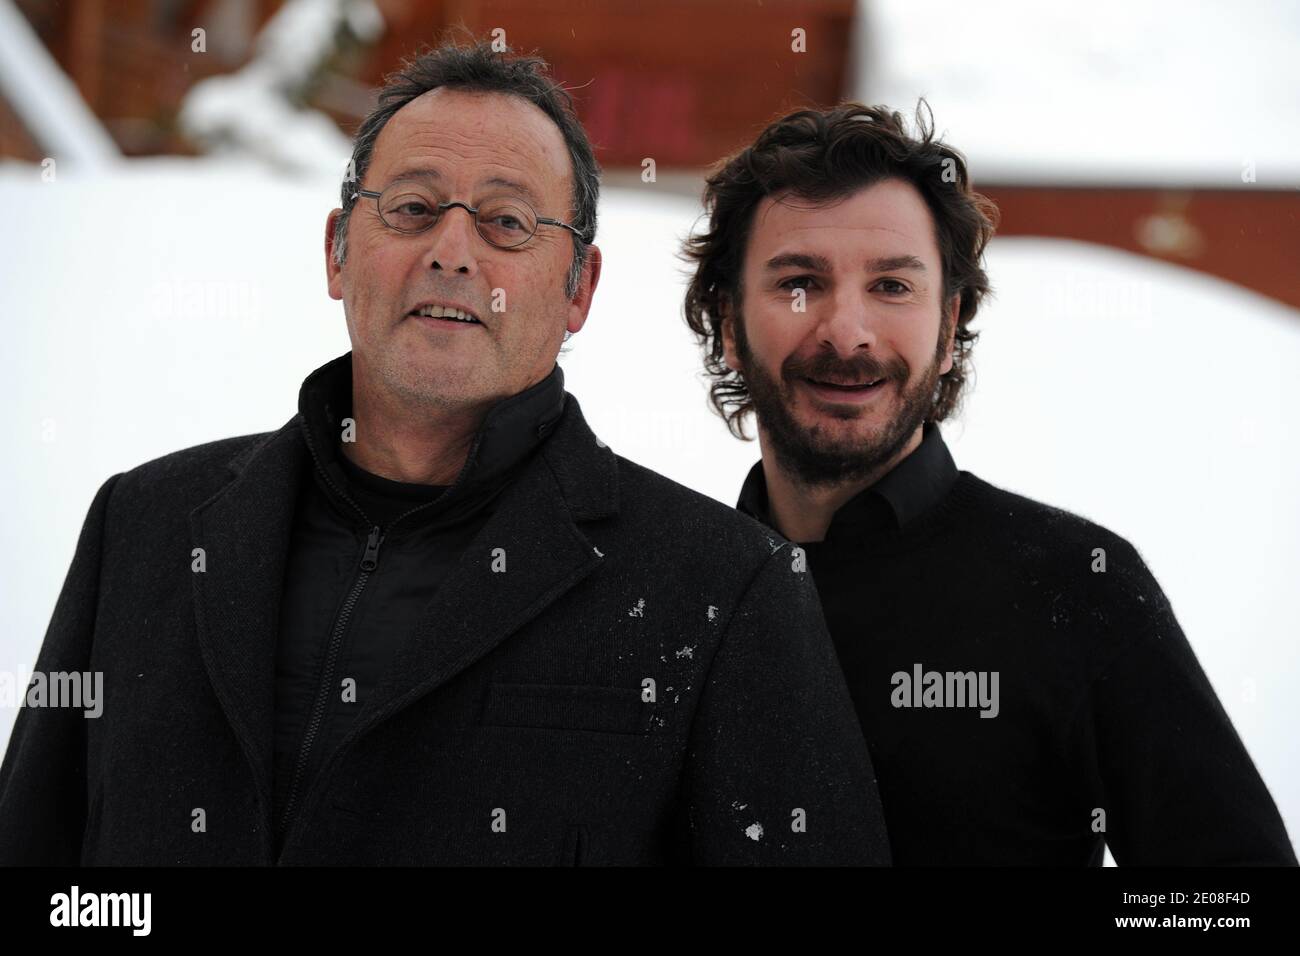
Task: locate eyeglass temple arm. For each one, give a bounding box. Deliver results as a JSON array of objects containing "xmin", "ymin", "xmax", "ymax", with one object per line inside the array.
[{"xmin": 538, "ymin": 217, "xmax": 590, "ymax": 242}]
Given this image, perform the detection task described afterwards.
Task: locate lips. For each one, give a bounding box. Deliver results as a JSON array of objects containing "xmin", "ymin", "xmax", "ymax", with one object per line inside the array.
[
  {"xmin": 407, "ymin": 303, "xmax": 482, "ymax": 324},
  {"xmin": 804, "ymin": 376, "xmax": 885, "ymax": 391}
]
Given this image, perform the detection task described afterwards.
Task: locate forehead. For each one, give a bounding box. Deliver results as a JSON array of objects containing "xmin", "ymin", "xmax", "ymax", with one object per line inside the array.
[
  {"xmin": 745, "ymin": 178, "xmax": 939, "ymax": 265},
  {"xmin": 368, "ymin": 87, "xmax": 573, "ymax": 202}
]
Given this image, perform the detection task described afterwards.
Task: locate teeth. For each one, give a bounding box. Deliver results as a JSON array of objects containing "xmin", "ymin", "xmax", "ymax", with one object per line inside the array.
[
  {"xmin": 416, "ymin": 305, "xmax": 478, "ymax": 323},
  {"xmin": 813, "ymin": 378, "xmax": 880, "ymax": 388}
]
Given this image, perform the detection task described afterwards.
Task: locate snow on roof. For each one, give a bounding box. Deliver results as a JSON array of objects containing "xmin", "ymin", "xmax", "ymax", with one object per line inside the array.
[
  {"xmin": 855, "ymin": 0, "xmax": 1300, "ymax": 186},
  {"xmin": 177, "ymin": 0, "xmax": 382, "ymax": 175}
]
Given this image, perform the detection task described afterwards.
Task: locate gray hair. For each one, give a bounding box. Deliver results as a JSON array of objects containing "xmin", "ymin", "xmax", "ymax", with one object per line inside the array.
[{"xmin": 332, "ymin": 38, "xmax": 600, "ymax": 300}]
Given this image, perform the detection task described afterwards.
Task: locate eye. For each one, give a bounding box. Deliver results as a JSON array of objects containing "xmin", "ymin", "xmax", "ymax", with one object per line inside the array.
[
  {"xmin": 489, "ymin": 213, "xmax": 525, "ymax": 232},
  {"xmin": 874, "ymin": 278, "xmax": 911, "ymax": 295},
  {"xmin": 778, "ymin": 275, "xmax": 819, "ymax": 291},
  {"xmin": 379, "ymin": 191, "xmax": 439, "ymax": 231}
]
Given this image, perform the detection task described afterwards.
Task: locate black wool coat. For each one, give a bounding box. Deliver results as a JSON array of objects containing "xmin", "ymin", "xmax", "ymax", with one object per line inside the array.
[{"xmin": 0, "ymin": 383, "xmax": 890, "ymax": 866}]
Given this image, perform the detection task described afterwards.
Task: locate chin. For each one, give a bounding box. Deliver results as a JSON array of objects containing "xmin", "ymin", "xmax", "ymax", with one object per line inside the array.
[{"xmin": 804, "ymin": 405, "xmax": 879, "ymax": 428}]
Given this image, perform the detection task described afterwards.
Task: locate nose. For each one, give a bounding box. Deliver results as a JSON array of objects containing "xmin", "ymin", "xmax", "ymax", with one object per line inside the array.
[
  {"xmin": 816, "ymin": 284, "xmax": 879, "ymax": 356},
  {"xmin": 422, "ymin": 202, "xmax": 480, "ymax": 276}
]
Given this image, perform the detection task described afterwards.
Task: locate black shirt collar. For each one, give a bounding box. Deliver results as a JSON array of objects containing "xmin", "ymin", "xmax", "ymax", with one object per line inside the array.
[
  {"xmin": 736, "ymin": 421, "xmax": 958, "ymax": 544},
  {"xmin": 297, "ymin": 351, "xmax": 567, "ymax": 528}
]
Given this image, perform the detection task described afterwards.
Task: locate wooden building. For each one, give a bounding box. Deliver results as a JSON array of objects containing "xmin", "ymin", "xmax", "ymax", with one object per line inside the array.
[{"xmin": 3, "ymin": 0, "xmax": 1295, "ymax": 311}]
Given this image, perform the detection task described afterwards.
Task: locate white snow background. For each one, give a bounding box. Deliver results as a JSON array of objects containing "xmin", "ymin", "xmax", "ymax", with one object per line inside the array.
[
  {"xmin": 1, "ymin": 160, "xmax": 1296, "ymax": 863},
  {"xmin": 1, "ymin": 0, "xmax": 1297, "ymax": 861}
]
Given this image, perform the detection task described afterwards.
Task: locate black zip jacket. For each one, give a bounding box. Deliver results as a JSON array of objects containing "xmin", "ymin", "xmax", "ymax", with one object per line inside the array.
[
  {"xmin": 0, "ymin": 351, "xmax": 890, "ymax": 865},
  {"xmin": 272, "ymin": 353, "xmax": 566, "ymax": 852}
]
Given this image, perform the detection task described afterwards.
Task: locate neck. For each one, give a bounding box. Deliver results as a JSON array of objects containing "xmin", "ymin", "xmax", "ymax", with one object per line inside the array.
[
  {"xmin": 761, "ymin": 424, "xmax": 923, "ymax": 543},
  {"xmin": 342, "ymin": 376, "xmax": 487, "ymax": 486}
]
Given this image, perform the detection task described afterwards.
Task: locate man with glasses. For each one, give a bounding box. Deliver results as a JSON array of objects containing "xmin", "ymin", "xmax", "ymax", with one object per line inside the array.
[{"xmin": 0, "ymin": 40, "xmax": 889, "ymax": 866}]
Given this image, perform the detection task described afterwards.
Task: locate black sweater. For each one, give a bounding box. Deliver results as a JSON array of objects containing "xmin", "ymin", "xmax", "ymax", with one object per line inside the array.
[{"xmin": 738, "ymin": 423, "xmax": 1296, "ymax": 865}]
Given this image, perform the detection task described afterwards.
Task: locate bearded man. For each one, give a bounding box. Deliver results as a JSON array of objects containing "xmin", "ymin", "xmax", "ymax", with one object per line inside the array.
[{"xmin": 683, "ymin": 102, "xmax": 1295, "ymax": 866}]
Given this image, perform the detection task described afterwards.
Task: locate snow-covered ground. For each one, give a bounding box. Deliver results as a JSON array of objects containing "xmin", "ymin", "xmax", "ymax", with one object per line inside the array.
[{"xmin": 2, "ymin": 156, "xmax": 1297, "ymax": 860}]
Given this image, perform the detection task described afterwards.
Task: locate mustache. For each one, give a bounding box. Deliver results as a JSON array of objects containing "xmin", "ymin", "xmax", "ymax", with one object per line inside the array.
[{"xmin": 782, "ymin": 351, "xmax": 904, "ymax": 383}]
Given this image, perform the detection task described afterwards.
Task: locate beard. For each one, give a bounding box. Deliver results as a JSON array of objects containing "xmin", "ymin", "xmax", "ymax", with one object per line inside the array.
[{"xmin": 734, "ymin": 311, "xmax": 947, "ymax": 488}]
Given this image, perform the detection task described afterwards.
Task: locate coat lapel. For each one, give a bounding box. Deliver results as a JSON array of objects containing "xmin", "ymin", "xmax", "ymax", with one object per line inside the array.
[
  {"xmin": 189, "ymin": 419, "xmax": 305, "ymax": 841},
  {"xmin": 187, "ymin": 389, "xmax": 620, "ymax": 843}
]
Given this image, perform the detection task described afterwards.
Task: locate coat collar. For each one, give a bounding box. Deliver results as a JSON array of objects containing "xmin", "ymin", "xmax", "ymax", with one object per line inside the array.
[
  {"xmin": 294, "ymin": 352, "xmax": 569, "ymax": 530},
  {"xmin": 189, "ymin": 359, "xmax": 617, "ymax": 858}
]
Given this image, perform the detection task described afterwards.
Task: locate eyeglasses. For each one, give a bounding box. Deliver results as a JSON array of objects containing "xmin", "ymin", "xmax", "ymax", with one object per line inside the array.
[{"xmin": 351, "ymin": 179, "xmax": 589, "ymax": 249}]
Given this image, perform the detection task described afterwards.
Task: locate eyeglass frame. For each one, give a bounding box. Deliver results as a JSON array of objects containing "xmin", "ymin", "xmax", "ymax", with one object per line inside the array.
[{"xmin": 350, "ymin": 181, "xmax": 591, "ymax": 249}]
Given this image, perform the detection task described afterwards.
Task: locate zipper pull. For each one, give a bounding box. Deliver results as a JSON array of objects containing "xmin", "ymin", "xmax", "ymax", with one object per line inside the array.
[{"xmin": 360, "ymin": 525, "xmax": 383, "ymax": 571}]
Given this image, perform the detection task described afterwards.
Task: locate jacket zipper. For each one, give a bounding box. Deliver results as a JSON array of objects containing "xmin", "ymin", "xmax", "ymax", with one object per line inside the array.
[
  {"xmin": 279, "ymin": 413, "xmax": 474, "ymax": 856},
  {"xmin": 277, "ymin": 524, "xmax": 384, "ymax": 845}
]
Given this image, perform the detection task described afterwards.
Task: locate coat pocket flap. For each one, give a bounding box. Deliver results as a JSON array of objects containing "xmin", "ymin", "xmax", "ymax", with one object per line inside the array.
[{"xmin": 482, "ymin": 682, "xmax": 649, "ymax": 735}]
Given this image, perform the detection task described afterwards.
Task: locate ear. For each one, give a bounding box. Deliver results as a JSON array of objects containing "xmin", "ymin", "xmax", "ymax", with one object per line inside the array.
[
  {"xmin": 565, "ymin": 244, "xmax": 602, "ymax": 335},
  {"xmin": 719, "ymin": 296, "xmax": 742, "ymax": 373},
  {"xmin": 939, "ymin": 294, "xmax": 960, "ymax": 376},
  {"xmin": 325, "ymin": 208, "xmax": 344, "ymax": 301}
]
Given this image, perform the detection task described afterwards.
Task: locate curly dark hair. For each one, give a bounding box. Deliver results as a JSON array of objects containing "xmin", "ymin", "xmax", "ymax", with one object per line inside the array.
[{"xmin": 682, "ymin": 100, "xmax": 999, "ymax": 439}]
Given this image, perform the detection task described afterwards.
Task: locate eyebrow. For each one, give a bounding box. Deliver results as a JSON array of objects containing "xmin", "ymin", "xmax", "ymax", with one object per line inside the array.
[
  {"xmin": 867, "ymin": 254, "xmax": 927, "ymax": 273},
  {"xmin": 763, "ymin": 252, "xmax": 928, "ymax": 274},
  {"xmin": 384, "ymin": 167, "xmax": 544, "ymax": 208},
  {"xmin": 764, "ymin": 252, "xmax": 832, "ymax": 272}
]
